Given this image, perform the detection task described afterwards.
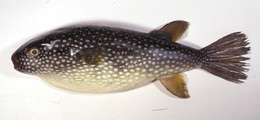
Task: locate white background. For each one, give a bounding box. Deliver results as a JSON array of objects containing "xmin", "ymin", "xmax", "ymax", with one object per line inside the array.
[{"xmin": 0, "ymin": 0, "xmax": 259, "ymax": 120}]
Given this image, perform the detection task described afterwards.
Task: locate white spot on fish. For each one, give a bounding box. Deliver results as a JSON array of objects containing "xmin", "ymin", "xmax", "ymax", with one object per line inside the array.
[
  {"xmin": 70, "ymin": 49, "xmax": 80, "ymax": 56},
  {"xmin": 41, "ymin": 40, "xmax": 60, "ymax": 50}
]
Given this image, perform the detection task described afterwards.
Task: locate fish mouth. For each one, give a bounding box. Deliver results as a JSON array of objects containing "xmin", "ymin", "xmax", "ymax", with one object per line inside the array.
[
  {"xmin": 11, "ymin": 54, "xmax": 19, "ymax": 67},
  {"xmin": 11, "ymin": 53, "xmax": 23, "ymax": 72},
  {"xmin": 12, "ymin": 61, "xmax": 22, "ymax": 72},
  {"xmin": 11, "ymin": 54, "xmax": 37, "ymax": 75},
  {"xmin": 12, "ymin": 63, "xmax": 31, "ymax": 74}
]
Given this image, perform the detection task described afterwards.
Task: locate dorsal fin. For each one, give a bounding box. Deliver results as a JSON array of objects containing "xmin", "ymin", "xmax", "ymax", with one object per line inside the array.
[
  {"xmin": 159, "ymin": 20, "xmax": 189, "ymax": 42},
  {"xmin": 159, "ymin": 73, "xmax": 190, "ymax": 98}
]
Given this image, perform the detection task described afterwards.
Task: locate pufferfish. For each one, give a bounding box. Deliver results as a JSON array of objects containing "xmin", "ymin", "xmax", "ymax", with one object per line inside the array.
[{"xmin": 11, "ymin": 21, "xmax": 250, "ymax": 98}]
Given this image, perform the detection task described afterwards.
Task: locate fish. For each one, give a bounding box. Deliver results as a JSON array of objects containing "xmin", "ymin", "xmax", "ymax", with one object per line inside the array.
[{"xmin": 11, "ymin": 20, "xmax": 250, "ymax": 98}]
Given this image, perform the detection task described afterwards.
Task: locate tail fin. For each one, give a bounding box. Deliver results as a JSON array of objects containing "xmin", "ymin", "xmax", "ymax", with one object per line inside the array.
[{"xmin": 200, "ymin": 32, "xmax": 250, "ymax": 83}]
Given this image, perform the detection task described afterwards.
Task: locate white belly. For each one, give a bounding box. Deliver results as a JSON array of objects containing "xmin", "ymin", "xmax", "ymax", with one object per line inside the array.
[{"xmin": 38, "ymin": 65, "xmax": 155, "ymax": 93}]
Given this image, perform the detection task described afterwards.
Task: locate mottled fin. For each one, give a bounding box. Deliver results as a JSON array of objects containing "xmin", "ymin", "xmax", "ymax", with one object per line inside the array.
[
  {"xmin": 160, "ymin": 73, "xmax": 190, "ymax": 98},
  {"xmin": 159, "ymin": 20, "xmax": 189, "ymax": 41},
  {"xmin": 200, "ymin": 32, "xmax": 250, "ymax": 83}
]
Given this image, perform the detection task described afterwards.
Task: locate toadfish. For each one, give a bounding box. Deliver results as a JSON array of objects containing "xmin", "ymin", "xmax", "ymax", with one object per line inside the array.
[{"xmin": 11, "ymin": 21, "xmax": 250, "ymax": 98}]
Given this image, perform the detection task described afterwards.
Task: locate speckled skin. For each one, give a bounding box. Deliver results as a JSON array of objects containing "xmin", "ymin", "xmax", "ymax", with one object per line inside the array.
[{"xmin": 12, "ymin": 26, "xmax": 202, "ymax": 92}]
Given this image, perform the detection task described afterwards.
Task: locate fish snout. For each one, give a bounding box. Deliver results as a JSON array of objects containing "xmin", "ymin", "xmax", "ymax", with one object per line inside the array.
[{"xmin": 11, "ymin": 53, "xmax": 20, "ymax": 69}]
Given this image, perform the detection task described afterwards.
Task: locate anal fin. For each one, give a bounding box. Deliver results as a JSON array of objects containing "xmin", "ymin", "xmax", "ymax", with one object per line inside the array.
[{"xmin": 159, "ymin": 73, "xmax": 190, "ymax": 98}]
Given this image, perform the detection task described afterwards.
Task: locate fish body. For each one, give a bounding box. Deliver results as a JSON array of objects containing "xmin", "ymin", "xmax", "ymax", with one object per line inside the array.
[{"xmin": 12, "ymin": 21, "xmax": 250, "ymax": 97}]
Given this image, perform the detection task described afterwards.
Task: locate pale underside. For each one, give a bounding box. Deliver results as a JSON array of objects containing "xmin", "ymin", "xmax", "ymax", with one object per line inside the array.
[
  {"xmin": 37, "ymin": 58, "xmax": 190, "ymax": 93},
  {"xmin": 38, "ymin": 63, "xmax": 164, "ymax": 93}
]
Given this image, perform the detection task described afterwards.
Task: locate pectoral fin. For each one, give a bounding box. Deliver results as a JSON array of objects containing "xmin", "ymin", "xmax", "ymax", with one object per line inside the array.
[
  {"xmin": 159, "ymin": 73, "xmax": 190, "ymax": 98},
  {"xmin": 159, "ymin": 20, "xmax": 189, "ymax": 42},
  {"xmin": 75, "ymin": 48, "xmax": 102, "ymax": 65}
]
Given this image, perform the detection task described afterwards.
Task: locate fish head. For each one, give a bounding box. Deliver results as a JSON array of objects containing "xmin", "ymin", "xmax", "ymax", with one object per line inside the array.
[{"xmin": 11, "ymin": 35, "xmax": 69, "ymax": 75}]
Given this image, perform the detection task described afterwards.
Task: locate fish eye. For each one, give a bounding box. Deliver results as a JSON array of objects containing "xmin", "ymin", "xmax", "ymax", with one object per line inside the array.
[{"xmin": 28, "ymin": 48, "xmax": 40, "ymax": 57}]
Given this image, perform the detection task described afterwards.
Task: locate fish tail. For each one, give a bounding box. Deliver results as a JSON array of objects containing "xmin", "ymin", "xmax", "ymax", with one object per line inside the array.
[{"xmin": 200, "ymin": 32, "xmax": 250, "ymax": 83}]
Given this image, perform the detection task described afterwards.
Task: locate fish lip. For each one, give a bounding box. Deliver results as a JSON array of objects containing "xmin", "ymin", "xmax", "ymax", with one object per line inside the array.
[
  {"xmin": 11, "ymin": 54, "xmax": 37, "ymax": 75},
  {"xmin": 11, "ymin": 62, "xmax": 36, "ymax": 75},
  {"xmin": 12, "ymin": 63, "xmax": 21, "ymax": 72},
  {"xmin": 11, "ymin": 53, "xmax": 20, "ymax": 70},
  {"xmin": 11, "ymin": 53, "xmax": 26, "ymax": 74},
  {"xmin": 12, "ymin": 66, "xmax": 31, "ymax": 74},
  {"xmin": 11, "ymin": 51, "xmax": 20, "ymax": 63}
]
